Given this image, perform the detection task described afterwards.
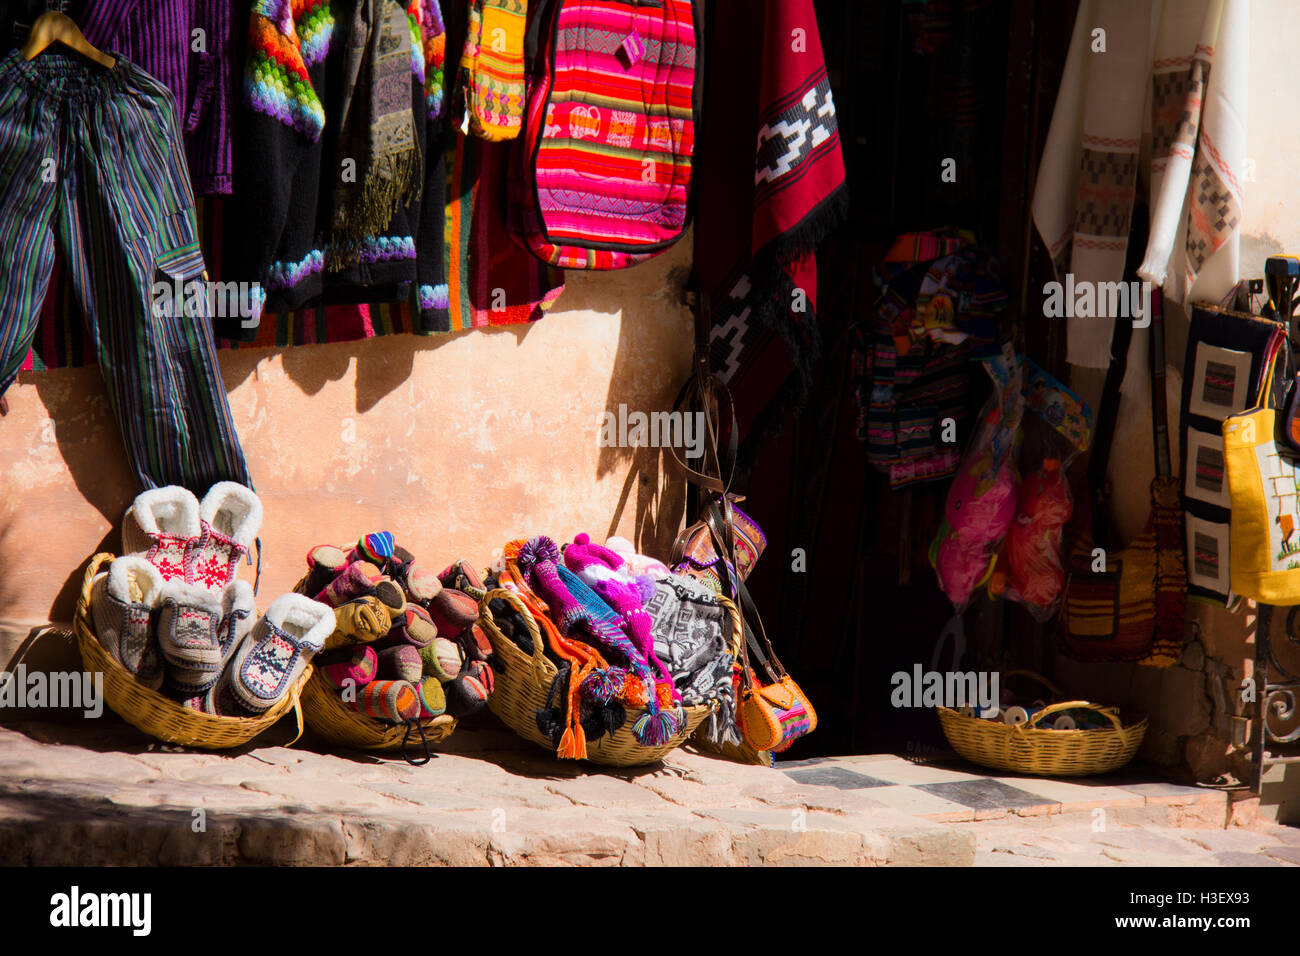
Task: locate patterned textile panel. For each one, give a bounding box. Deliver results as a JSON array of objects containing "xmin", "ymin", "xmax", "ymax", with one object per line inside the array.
[
  {"xmin": 524, "ymin": 0, "xmax": 698, "ymax": 268},
  {"xmin": 1179, "ymin": 305, "xmax": 1282, "ymax": 605}
]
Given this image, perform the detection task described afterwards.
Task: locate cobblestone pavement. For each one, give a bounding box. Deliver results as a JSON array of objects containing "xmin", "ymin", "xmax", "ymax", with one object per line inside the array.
[{"xmin": 0, "ymin": 719, "xmax": 1291, "ymax": 866}]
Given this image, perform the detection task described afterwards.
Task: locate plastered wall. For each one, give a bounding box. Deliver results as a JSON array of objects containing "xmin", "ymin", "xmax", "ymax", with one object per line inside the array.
[{"xmin": 0, "ymin": 239, "xmax": 694, "ymax": 670}]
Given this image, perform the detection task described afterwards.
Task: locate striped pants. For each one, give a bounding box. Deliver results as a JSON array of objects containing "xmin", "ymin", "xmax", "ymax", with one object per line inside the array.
[{"xmin": 0, "ymin": 51, "xmax": 252, "ymax": 493}]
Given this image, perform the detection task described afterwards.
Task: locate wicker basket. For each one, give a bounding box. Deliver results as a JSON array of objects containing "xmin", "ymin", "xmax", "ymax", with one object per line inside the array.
[
  {"xmin": 937, "ymin": 699, "xmax": 1147, "ymax": 776},
  {"xmin": 300, "ymin": 669, "xmax": 457, "ymax": 753},
  {"xmin": 292, "ymin": 570, "xmax": 458, "ymax": 754},
  {"xmin": 74, "ymin": 553, "xmax": 310, "ymax": 750},
  {"xmin": 479, "ymin": 587, "xmax": 712, "ymax": 766}
]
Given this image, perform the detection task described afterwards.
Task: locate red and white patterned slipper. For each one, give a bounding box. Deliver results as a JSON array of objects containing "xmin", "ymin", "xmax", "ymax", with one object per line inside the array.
[
  {"xmin": 193, "ymin": 482, "xmax": 262, "ymax": 590},
  {"xmin": 121, "ymin": 487, "xmax": 202, "ymax": 583}
]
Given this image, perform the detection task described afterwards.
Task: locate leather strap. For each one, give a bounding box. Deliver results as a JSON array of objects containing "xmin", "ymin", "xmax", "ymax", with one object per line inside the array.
[
  {"xmin": 1088, "ymin": 307, "xmax": 1132, "ymax": 550},
  {"xmin": 1149, "ymin": 287, "xmax": 1171, "ymax": 478}
]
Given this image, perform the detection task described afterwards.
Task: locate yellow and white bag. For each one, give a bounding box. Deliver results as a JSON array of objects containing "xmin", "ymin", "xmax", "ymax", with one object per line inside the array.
[{"xmin": 1223, "ymin": 332, "xmax": 1300, "ymax": 603}]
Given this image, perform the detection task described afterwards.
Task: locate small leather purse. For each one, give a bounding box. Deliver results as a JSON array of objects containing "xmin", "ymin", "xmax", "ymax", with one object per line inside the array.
[{"xmin": 671, "ymin": 500, "xmax": 766, "ymax": 594}]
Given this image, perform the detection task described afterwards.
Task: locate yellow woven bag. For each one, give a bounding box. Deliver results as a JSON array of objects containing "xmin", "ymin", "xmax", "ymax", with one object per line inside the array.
[{"xmin": 1223, "ymin": 331, "xmax": 1300, "ymax": 603}]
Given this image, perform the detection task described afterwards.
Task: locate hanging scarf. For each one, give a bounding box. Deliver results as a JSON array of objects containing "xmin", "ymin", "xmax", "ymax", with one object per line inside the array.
[
  {"xmin": 1031, "ymin": 0, "xmax": 1245, "ymax": 391},
  {"xmin": 332, "ymin": 0, "xmax": 425, "ymax": 267}
]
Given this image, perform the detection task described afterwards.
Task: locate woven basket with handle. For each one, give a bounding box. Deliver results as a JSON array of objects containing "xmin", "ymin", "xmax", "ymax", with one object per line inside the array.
[
  {"xmin": 479, "ymin": 586, "xmax": 712, "ymax": 766},
  {"xmin": 936, "ymin": 671, "xmax": 1146, "ymax": 776},
  {"xmin": 291, "ymin": 570, "xmax": 457, "ymax": 753},
  {"xmin": 74, "ymin": 552, "xmax": 309, "ymax": 750}
]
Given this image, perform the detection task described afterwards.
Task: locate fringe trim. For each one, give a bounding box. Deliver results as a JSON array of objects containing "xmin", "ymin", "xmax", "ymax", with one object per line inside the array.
[{"xmin": 329, "ymin": 148, "xmax": 425, "ymax": 271}]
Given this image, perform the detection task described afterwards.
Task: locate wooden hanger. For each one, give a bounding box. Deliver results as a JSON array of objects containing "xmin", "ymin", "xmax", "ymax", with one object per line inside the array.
[{"xmin": 19, "ymin": 11, "xmax": 116, "ymax": 70}]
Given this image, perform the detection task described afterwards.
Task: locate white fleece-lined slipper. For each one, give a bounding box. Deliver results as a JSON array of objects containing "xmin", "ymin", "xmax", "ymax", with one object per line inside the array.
[
  {"xmin": 156, "ymin": 580, "xmax": 225, "ymax": 694},
  {"xmin": 89, "ymin": 556, "xmax": 165, "ymax": 689},
  {"xmin": 193, "ymin": 482, "xmax": 263, "ymax": 590},
  {"xmin": 225, "ymin": 593, "xmax": 332, "ymax": 713},
  {"xmin": 122, "ymin": 486, "xmax": 202, "ymax": 583}
]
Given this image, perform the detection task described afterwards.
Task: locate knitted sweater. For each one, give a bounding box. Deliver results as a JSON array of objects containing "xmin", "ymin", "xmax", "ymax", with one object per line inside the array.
[{"xmin": 225, "ymin": 0, "xmax": 448, "ymax": 335}]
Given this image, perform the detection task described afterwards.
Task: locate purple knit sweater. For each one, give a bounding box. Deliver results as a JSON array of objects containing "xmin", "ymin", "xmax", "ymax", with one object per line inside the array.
[{"xmin": 79, "ymin": 0, "xmax": 232, "ymax": 195}]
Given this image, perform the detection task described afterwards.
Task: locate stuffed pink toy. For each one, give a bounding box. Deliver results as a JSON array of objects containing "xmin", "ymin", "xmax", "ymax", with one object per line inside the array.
[
  {"xmin": 931, "ymin": 447, "xmax": 1019, "ymax": 609},
  {"xmin": 564, "ymin": 533, "xmax": 679, "ymax": 701},
  {"xmin": 1003, "ymin": 458, "xmax": 1072, "ymax": 616}
]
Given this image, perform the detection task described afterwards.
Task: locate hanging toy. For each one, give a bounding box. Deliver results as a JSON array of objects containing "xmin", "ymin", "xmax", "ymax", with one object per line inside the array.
[
  {"xmin": 1001, "ymin": 458, "xmax": 1073, "ymax": 619},
  {"xmin": 930, "ymin": 345, "xmax": 1025, "ymax": 609}
]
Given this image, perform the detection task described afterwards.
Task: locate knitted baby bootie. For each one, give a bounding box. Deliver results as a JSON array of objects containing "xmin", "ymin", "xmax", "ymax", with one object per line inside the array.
[
  {"xmin": 413, "ymin": 676, "xmax": 447, "ymax": 718},
  {"xmin": 156, "ymin": 581, "xmax": 225, "ymax": 694},
  {"xmin": 121, "ymin": 486, "xmax": 202, "ymax": 582},
  {"xmin": 324, "ymin": 595, "xmax": 395, "ymax": 650},
  {"xmin": 90, "ymin": 556, "xmax": 165, "ymax": 689},
  {"xmin": 193, "ymin": 482, "xmax": 262, "ymax": 590},
  {"xmin": 224, "ymin": 593, "xmax": 332, "ymax": 713},
  {"xmin": 350, "ymin": 679, "xmax": 420, "ymax": 723}
]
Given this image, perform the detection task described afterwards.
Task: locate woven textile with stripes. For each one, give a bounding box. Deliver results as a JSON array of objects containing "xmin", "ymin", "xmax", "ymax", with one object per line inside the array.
[{"xmin": 513, "ymin": 0, "xmax": 702, "ymax": 269}]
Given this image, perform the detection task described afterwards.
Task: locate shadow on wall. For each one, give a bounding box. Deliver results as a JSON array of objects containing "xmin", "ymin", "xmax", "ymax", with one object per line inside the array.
[{"xmin": 7, "ymin": 237, "xmax": 696, "ymax": 629}]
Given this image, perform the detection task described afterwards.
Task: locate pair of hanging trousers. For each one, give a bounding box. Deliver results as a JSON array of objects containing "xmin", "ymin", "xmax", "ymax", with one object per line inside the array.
[{"xmin": 0, "ymin": 50, "xmax": 252, "ymax": 493}]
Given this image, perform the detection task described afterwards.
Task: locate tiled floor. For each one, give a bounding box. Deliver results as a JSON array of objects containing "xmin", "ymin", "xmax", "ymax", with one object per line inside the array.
[{"xmin": 780, "ymin": 753, "xmax": 1223, "ymax": 823}]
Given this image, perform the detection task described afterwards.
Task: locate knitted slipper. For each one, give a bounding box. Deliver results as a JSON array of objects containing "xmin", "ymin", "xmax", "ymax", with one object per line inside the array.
[
  {"xmin": 463, "ymin": 623, "xmax": 492, "ymax": 661},
  {"xmin": 194, "ymin": 482, "xmax": 262, "ymax": 590},
  {"xmin": 376, "ymin": 644, "xmax": 423, "ymax": 682},
  {"xmin": 324, "ymin": 595, "xmax": 395, "ymax": 650},
  {"xmin": 301, "ymin": 544, "xmax": 349, "ymax": 597},
  {"xmin": 217, "ymin": 579, "xmax": 257, "ymax": 664},
  {"xmin": 439, "ymin": 559, "xmax": 484, "ymax": 593},
  {"xmin": 444, "ymin": 658, "xmax": 494, "ymax": 717},
  {"xmin": 226, "ymin": 593, "xmax": 332, "ymax": 712},
  {"xmin": 413, "ymin": 676, "xmax": 447, "ymax": 718},
  {"xmin": 419, "ymin": 636, "xmax": 464, "ymax": 682},
  {"xmin": 317, "ymin": 644, "xmax": 379, "ymax": 690},
  {"xmin": 350, "ymin": 679, "xmax": 420, "ymax": 722},
  {"xmin": 373, "ymin": 605, "xmax": 438, "ymax": 650},
  {"xmin": 427, "ymin": 588, "xmax": 478, "ymax": 637},
  {"xmin": 156, "ymin": 581, "xmax": 225, "ymax": 693},
  {"xmin": 315, "ymin": 561, "xmax": 383, "ymax": 607},
  {"xmin": 89, "ymin": 556, "xmax": 165, "ymax": 690},
  {"xmin": 121, "ymin": 486, "xmax": 202, "ymax": 582}
]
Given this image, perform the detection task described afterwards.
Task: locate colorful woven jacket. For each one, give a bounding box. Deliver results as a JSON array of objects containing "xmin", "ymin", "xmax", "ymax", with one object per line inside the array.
[
  {"xmin": 226, "ymin": 0, "xmax": 451, "ymax": 337},
  {"xmin": 512, "ymin": 0, "xmax": 702, "ymax": 269}
]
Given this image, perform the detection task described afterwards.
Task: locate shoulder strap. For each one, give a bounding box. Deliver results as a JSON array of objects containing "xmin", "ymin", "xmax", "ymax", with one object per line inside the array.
[
  {"xmin": 1149, "ymin": 286, "xmax": 1171, "ymax": 478},
  {"xmin": 1088, "ymin": 308, "xmax": 1132, "ymax": 549}
]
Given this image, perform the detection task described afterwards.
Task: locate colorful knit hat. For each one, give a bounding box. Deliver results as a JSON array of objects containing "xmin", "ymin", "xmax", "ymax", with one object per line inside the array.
[
  {"xmin": 502, "ymin": 540, "xmax": 609, "ymax": 759},
  {"xmin": 516, "ymin": 536, "xmax": 677, "ymax": 746},
  {"xmin": 315, "ymin": 561, "xmax": 383, "ymax": 607},
  {"xmin": 428, "ymin": 587, "xmax": 478, "ymax": 637},
  {"xmin": 376, "ymin": 604, "xmax": 438, "ymax": 650},
  {"xmin": 419, "ymin": 636, "xmax": 464, "ymax": 681},
  {"xmin": 564, "ymin": 533, "xmax": 678, "ymax": 700}
]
